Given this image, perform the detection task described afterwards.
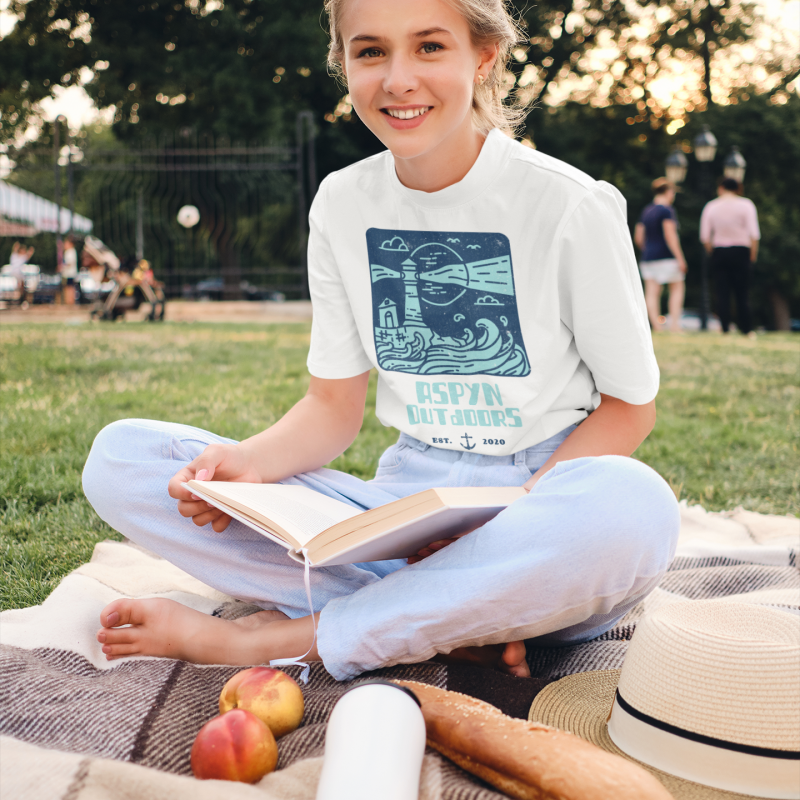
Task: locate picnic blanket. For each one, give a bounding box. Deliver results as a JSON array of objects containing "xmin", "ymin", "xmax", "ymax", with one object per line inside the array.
[{"xmin": 1, "ymin": 503, "xmax": 797, "ymax": 800}]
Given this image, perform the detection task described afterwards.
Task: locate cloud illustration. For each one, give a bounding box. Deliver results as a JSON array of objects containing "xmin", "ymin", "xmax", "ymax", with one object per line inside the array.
[
  {"xmin": 475, "ymin": 295, "xmax": 504, "ymax": 306},
  {"xmin": 380, "ymin": 236, "xmax": 410, "ymax": 252}
]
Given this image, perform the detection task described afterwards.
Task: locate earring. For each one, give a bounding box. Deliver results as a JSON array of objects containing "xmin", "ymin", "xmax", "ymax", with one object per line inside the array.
[{"xmin": 477, "ymin": 74, "xmax": 485, "ymax": 85}]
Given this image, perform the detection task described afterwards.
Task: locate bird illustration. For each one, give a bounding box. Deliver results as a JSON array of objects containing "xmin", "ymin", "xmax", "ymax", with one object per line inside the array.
[{"xmin": 466, "ymin": 244, "xmax": 481, "ymax": 250}]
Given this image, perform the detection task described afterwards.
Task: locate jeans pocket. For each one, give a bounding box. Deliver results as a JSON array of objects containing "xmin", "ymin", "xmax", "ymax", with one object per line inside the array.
[{"xmin": 375, "ymin": 443, "xmax": 413, "ymax": 476}]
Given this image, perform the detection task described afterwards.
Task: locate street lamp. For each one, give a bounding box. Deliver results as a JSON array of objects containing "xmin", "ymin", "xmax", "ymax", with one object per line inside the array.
[
  {"xmin": 665, "ymin": 148, "xmax": 688, "ymax": 185},
  {"xmin": 723, "ymin": 146, "xmax": 747, "ymax": 183},
  {"xmin": 691, "ymin": 125, "xmax": 718, "ymax": 330},
  {"xmin": 693, "ymin": 125, "xmax": 718, "ymax": 165}
]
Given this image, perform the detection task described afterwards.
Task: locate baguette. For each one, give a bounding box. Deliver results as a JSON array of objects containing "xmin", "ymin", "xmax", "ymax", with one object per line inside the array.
[{"xmin": 394, "ymin": 681, "xmax": 672, "ymax": 800}]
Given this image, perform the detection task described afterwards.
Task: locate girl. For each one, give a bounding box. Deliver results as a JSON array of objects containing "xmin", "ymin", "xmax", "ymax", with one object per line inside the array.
[
  {"xmin": 634, "ymin": 178, "xmax": 688, "ymax": 333},
  {"xmin": 83, "ymin": 0, "xmax": 680, "ymax": 682}
]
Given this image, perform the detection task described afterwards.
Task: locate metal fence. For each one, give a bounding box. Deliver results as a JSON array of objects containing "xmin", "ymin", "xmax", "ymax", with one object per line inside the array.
[{"xmin": 4, "ymin": 112, "xmax": 317, "ymax": 300}]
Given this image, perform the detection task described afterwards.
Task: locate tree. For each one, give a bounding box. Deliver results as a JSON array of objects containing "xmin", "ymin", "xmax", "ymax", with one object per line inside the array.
[
  {"xmin": 0, "ymin": 0, "xmax": 369, "ymax": 296},
  {"xmin": 512, "ymin": 0, "xmax": 797, "ymax": 127},
  {"xmin": 525, "ymin": 94, "xmax": 800, "ymax": 329},
  {"xmin": 682, "ymin": 94, "xmax": 800, "ymax": 329}
]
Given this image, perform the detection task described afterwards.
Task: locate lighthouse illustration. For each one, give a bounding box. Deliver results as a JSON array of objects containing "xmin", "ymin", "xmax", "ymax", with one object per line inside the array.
[
  {"xmin": 367, "ymin": 229, "xmax": 530, "ymax": 376},
  {"xmin": 401, "ymin": 258, "xmax": 424, "ymax": 327}
]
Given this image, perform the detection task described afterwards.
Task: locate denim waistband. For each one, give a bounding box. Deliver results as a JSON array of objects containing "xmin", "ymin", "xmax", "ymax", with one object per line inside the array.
[{"xmin": 396, "ymin": 425, "xmax": 577, "ymax": 467}]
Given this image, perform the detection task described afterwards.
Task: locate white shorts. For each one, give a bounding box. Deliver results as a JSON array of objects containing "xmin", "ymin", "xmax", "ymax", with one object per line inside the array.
[{"xmin": 640, "ymin": 258, "xmax": 683, "ymax": 284}]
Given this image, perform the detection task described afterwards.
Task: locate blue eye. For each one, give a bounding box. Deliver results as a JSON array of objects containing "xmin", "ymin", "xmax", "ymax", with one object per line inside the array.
[{"xmin": 420, "ymin": 42, "xmax": 443, "ymax": 54}]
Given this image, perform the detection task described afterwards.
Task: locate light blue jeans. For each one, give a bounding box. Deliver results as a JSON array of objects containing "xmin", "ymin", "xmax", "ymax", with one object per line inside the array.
[{"xmin": 82, "ymin": 420, "xmax": 680, "ymax": 680}]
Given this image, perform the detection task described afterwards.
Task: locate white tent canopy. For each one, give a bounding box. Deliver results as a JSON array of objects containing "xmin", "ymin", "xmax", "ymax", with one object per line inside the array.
[{"xmin": 0, "ymin": 180, "xmax": 93, "ymax": 235}]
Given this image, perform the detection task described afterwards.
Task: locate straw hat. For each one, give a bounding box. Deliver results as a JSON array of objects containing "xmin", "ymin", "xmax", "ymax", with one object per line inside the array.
[{"xmin": 529, "ymin": 601, "xmax": 800, "ymax": 800}]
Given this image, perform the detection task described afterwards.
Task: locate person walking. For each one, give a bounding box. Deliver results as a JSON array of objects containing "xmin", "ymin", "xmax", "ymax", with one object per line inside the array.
[
  {"xmin": 634, "ymin": 178, "xmax": 688, "ymax": 333},
  {"xmin": 700, "ymin": 177, "xmax": 760, "ymax": 335},
  {"xmin": 59, "ymin": 235, "xmax": 78, "ymax": 305}
]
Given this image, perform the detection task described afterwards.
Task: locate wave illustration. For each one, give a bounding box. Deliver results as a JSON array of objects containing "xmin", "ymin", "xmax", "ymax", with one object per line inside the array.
[
  {"xmin": 376, "ymin": 330, "xmax": 428, "ymax": 371},
  {"xmin": 419, "ymin": 319, "xmax": 529, "ymax": 375},
  {"xmin": 377, "ymin": 319, "xmax": 530, "ymax": 376}
]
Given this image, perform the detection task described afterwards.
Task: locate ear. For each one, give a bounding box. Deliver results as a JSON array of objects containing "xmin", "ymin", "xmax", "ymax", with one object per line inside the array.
[{"xmin": 477, "ymin": 42, "xmax": 500, "ymax": 77}]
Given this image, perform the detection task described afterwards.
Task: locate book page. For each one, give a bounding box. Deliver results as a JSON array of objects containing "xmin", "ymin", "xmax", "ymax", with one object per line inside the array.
[
  {"xmin": 311, "ymin": 505, "xmax": 509, "ymax": 566},
  {"xmin": 187, "ymin": 483, "xmax": 361, "ymax": 548}
]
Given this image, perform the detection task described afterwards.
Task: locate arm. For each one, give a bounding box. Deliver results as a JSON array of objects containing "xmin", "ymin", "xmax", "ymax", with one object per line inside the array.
[
  {"xmin": 662, "ymin": 219, "xmax": 687, "ymax": 273},
  {"xmin": 411, "ymin": 394, "xmax": 656, "ymax": 561},
  {"xmin": 168, "ymin": 371, "xmax": 370, "ymax": 531},
  {"xmin": 240, "ymin": 373, "xmax": 370, "ymax": 482},
  {"xmin": 523, "ymin": 394, "xmax": 655, "ymax": 491},
  {"xmin": 750, "ymin": 238, "xmax": 758, "ymax": 264},
  {"xmin": 633, "ymin": 222, "xmax": 645, "ymax": 252},
  {"xmin": 699, "ymin": 207, "xmax": 714, "ymax": 254}
]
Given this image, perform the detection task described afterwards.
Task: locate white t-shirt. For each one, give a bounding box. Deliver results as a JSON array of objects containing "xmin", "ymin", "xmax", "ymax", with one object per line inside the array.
[
  {"xmin": 62, "ymin": 247, "xmax": 78, "ymax": 278},
  {"xmin": 306, "ymin": 129, "xmax": 658, "ymax": 456}
]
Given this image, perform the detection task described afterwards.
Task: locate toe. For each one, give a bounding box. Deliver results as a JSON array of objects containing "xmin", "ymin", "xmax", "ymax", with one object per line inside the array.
[
  {"xmin": 100, "ymin": 600, "xmax": 129, "ymax": 627},
  {"xmin": 501, "ymin": 641, "xmax": 530, "ymax": 677},
  {"xmin": 100, "ymin": 599, "xmax": 146, "ymax": 628},
  {"xmin": 100, "ymin": 625, "xmax": 139, "ymax": 645},
  {"xmin": 103, "ymin": 643, "xmax": 142, "ymax": 659},
  {"xmin": 506, "ymin": 661, "xmax": 531, "ymax": 678}
]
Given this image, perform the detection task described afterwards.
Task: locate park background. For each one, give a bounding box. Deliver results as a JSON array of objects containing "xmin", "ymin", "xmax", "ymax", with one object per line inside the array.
[
  {"xmin": 0, "ymin": 0, "xmax": 798, "ymax": 609},
  {"xmin": 1, "ymin": 0, "xmax": 799, "ymax": 325}
]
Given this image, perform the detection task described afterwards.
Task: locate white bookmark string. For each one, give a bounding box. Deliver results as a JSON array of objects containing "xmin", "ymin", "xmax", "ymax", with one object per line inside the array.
[{"xmin": 269, "ymin": 548, "xmax": 316, "ymax": 684}]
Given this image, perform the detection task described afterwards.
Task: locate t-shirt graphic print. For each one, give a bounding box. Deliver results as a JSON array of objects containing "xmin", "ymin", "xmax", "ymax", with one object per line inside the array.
[{"xmin": 367, "ymin": 228, "xmax": 530, "ymax": 377}]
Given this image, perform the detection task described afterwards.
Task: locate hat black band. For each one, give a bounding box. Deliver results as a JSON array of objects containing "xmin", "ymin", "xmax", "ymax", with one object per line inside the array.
[{"xmin": 615, "ymin": 690, "xmax": 800, "ymax": 760}]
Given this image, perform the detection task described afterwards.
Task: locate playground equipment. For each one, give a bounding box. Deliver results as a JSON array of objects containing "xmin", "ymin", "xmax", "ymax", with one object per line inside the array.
[{"xmin": 85, "ymin": 237, "xmax": 166, "ymax": 321}]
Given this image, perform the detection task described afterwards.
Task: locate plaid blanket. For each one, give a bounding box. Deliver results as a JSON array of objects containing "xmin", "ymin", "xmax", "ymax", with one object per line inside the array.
[{"xmin": 1, "ymin": 503, "xmax": 797, "ymax": 800}]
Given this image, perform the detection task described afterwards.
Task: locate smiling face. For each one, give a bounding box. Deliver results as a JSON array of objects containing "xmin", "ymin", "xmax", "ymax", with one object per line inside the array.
[{"xmin": 339, "ymin": 0, "xmax": 497, "ymax": 184}]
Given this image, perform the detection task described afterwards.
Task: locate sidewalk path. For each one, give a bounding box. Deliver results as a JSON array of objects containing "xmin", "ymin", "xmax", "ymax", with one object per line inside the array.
[{"xmin": 0, "ymin": 300, "xmax": 313, "ymax": 324}]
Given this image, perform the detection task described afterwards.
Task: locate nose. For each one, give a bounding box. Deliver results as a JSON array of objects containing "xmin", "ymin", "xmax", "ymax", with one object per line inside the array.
[{"xmin": 382, "ymin": 53, "xmax": 419, "ymax": 96}]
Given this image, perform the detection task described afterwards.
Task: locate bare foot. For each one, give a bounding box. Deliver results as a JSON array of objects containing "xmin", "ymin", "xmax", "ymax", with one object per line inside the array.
[
  {"xmin": 96, "ymin": 598, "xmax": 318, "ymax": 665},
  {"xmin": 435, "ymin": 640, "xmax": 530, "ymax": 678}
]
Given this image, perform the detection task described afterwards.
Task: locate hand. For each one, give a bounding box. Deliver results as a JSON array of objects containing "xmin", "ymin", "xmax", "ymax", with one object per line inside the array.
[
  {"xmin": 678, "ymin": 258, "xmax": 688, "ymax": 274},
  {"xmin": 407, "ymin": 523, "xmax": 482, "ymax": 564},
  {"xmin": 168, "ymin": 442, "xmax": 263, "ymax": 532}
]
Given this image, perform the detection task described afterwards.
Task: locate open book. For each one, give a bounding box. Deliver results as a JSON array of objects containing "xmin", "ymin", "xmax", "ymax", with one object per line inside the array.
[{"xmin": 184, "ymin": 480, "xmax": 527, "ymax": 567}]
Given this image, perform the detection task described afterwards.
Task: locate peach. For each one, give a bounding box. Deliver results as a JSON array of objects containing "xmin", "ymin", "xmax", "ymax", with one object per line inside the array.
[
  {"xmin": 219, "ymin": 667, "xmax": 304, "ymax": 739},
  {"xmin": 190, "ymin": 709, "xmax": 278, "ymax": 783}
]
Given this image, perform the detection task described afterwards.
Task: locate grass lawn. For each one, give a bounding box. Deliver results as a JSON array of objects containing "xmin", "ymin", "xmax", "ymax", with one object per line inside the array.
[{"xmin": 1, "ymin": 323, "xmax": 797, "ymax": 610}]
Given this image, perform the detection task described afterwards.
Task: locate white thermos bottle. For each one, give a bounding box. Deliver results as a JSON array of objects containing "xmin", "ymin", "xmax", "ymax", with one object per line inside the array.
[{"xmin": 316, "ymin": 680, "xmax": 426, "ymax": 800}]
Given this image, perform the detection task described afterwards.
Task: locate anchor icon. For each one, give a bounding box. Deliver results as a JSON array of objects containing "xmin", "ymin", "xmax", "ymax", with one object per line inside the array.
[{"xmin": 460, "ymin": 433, "xmax": 476, "ymax": 451}]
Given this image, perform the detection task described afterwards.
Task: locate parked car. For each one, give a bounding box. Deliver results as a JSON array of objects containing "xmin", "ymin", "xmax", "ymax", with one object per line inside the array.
[
  {"xmin": 0, "ymin": 273, "xmax": 21, "ymax": 304},
  {"xmin": 32, "ymin": 273, "xmax": 62, "ymax": 304},
  {"xmin": 182, "ymin": 277, "xmax": 272, "ymax": 301},
  {"xmin": 0, "ymin": 264, "xmax": 61, "ymax": 305}
]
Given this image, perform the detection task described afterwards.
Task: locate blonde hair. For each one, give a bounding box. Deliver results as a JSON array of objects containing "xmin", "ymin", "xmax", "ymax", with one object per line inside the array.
[{"xmin": 324, "ymin": 0, "xmax": 528, "ymax": 136}]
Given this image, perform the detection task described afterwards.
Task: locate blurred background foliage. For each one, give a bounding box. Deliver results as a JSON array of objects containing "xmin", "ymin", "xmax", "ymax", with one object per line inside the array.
[{"xmin": 0, "ymin": 0, "xmax": 798, "ymax": 322}]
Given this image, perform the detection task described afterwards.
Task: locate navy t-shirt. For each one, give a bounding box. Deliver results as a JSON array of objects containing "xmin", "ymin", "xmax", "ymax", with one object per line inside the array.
[{"xmin": 640, "ymin": 203, "xmax": 677, "ymax": 262}]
